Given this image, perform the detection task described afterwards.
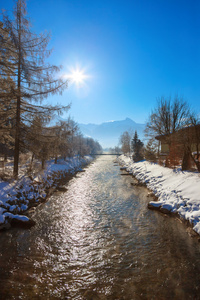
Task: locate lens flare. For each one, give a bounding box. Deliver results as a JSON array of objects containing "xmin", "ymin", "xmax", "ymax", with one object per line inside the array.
[
  {"xmin": 66, "ymin": 66, "xmax": 89, "ymax": 88},
  {"xmin": 70, "ymin": 70, "xmax": 85, "ymax": 84}
]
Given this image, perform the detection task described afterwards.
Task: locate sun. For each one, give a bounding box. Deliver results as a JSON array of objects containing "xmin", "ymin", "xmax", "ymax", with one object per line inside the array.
[
  {"xmin": 68, "ymin": 67, "xmax": 88, "ymax": 86},
  {"xmin": 70, "ymin": 70, "xmax": 85, "ymax": 84}
]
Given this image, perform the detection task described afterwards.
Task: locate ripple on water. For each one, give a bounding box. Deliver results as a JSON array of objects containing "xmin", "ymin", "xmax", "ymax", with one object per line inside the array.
[{"xmin": 0, "ymin": 156, "xmax": 200, "ymax": 299}]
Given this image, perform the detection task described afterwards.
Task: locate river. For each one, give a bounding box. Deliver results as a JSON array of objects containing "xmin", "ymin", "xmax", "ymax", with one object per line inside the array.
[{"xmin": 0, "ymin": 155, "xmax": 200, "ymax": 299}]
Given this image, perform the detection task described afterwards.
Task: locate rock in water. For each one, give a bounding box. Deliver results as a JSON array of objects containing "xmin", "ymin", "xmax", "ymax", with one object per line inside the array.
[{"xmin": 10, "ymin": 217, "xmax": 36, "ymax": 229}]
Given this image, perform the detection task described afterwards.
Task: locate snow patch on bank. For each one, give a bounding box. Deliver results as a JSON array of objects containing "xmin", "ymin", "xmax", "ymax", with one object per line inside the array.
[
  {"xmin": 117, "ymin": 155, "xmax": 200, "ymax": 235},
  {"xmin": 0, "ymin": 156, "xmax": 93, "ymax": 228}
]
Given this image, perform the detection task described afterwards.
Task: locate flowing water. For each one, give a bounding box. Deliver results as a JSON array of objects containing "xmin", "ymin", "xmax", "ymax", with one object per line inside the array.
[{"xmin": 0, "ymin": 156, "xmax": 200, "ymax": 299}]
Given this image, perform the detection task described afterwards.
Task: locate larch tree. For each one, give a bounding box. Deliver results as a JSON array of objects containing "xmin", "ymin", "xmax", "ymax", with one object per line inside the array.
[
  {"xmin": 1, "ymin": 0, "xmax": 69, "ymax": 177},
  {"xmin": 0, "ymin": 21, "xmax": 16, "ymax": 158}
]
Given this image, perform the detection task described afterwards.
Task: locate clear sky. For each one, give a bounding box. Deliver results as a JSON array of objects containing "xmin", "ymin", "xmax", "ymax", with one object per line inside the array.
[{"xmin": 2, "ymin": 0, "xmax": 200, "ymax": 124}]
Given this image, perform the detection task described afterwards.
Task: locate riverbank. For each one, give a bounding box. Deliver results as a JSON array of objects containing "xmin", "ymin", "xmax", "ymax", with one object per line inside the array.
[
  {"xmin": 117, "ymin": 155, "xmax": 200, "ymax": 236},
  {"xmin": 0, "ymin": 156, "xmax": 94, "ymax": 230}
]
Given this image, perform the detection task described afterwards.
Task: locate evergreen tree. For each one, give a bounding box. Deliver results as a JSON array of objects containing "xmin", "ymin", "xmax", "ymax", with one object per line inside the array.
[{"xmin": 131, "ymin": 131, "xmax": 144, "ymax": 162}]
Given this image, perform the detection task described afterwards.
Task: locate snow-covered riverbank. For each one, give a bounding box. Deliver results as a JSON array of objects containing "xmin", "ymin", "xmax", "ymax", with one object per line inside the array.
[
  {"xmin": 117, "ymin": 155, "xmax": 200, "ymax": 235},
  {"xmin": 0, "ymin": 156, "xmax": 93, "ymax": 229}
]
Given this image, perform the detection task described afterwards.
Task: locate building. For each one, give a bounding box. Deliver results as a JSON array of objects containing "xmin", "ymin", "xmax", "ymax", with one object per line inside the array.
[{"xmin": 155, "ymin": 124, "xmax": 200, "ymax": 171}]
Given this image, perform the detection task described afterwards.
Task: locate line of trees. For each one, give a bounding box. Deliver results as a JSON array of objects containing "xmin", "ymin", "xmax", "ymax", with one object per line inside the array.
[
  {"xmin": 119, "ymin": 130, "xmax": 144, "ymax": 162},
  {"xmin": 108, "ymin": 146, "xmax": 121, "ymax": 154},
  {"xmin": 0, "ymin": 0, "xmax": 102, "ymax": 177},
  {"xmin": 26, "ymin": 116, "xmax": 102, "ymax": 171}
]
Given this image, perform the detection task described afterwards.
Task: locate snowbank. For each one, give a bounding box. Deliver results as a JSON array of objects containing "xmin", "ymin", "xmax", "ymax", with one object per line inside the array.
[
  {"xmin": 0, "ymin": 156, "xmax": 93, "ymax": 229},
  {"xmin": 117, "ymin": 155, "xmax": 200, "ymax": 235}
]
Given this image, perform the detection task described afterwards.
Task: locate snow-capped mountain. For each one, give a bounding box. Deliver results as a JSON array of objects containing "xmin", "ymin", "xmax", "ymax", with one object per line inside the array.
[{"xmin": 79, "ymin": 118, "xmax": 145, "ymax": 148}]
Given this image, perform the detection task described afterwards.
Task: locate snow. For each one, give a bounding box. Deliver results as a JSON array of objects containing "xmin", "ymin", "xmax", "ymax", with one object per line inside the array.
[
  {"xmin": 4, "ymin": 212, "xmax": 30, "ymax": 222},
  {"xmin": 3, "ymin": 153, "xmax": 199, "ymax": 235},
  {"xmin": 117, "ymin": 155, "xmax": 200, "ymax": 235},
  {"xmin": 0, "ymin": 214, "xmax": 5, "ymax": 224},
  {"xmin": 0, "ymin": 156, "xmax": 93, "ymax": 229}
]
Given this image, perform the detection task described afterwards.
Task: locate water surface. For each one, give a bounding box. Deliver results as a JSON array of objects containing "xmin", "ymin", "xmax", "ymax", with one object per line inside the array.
[{"xmin": 0, "ymin": 156, "xmax": 200, "ymax": 299}]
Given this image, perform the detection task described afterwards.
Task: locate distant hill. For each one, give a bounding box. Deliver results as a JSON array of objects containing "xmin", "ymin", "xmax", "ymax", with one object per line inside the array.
[
  {"xmin": 49, "ymin": 116, "xmax": 146, "ymax": 148},
  {"xmin": 79, "ymin": 118, "xmax": 146, "ymax": 148}
]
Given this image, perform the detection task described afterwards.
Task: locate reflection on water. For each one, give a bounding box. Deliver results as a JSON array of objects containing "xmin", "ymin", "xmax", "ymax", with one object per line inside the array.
[{"xmin": 0, "ymin": 156, "xmax": 200, "ymax": 299}]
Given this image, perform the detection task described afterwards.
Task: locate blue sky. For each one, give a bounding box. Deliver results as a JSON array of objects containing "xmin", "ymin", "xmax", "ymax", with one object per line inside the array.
[{"xmin": 3, "ymin": 0, "xmax": 200, "ymax": 124}]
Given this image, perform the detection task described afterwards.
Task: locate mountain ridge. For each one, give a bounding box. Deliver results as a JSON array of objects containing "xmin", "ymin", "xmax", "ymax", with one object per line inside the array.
[
  {"xmin": 49, "ymin": 116, "xmax": 146, "ymax": 148},
  {"xmin": 79, "ymin": 118, "xmax": 145, "ymax": 148}
]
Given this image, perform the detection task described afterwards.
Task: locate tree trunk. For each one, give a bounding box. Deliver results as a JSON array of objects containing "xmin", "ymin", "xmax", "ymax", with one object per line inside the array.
[
  {"xmin": 182, "ymin": 151, "xmax": 191, "ymax": 171},
  {"xmin": 13, "ymin": 95, "xmax": 20, "ymax": 178},
  {"xmin": 13, "ymin": 3, "xmax": 22, "ymax": 179},
  {"xmin": 189, "ymin": 153, "xmax": 200, "ymax": 173},
  {"xmin": 165, "ymin": 156, "xmax": 170, "ymax": 167},
  {"xmin": 196, "ymin": 161, "xmax": 200, "ymax": 172},
  {"xmin": 29, "ymin": 153, "xmax": 34, "ymax": 171},
  {"xmin": 42, "ymin": 159, "xmax": 45, "ymax": 169},
  {"xmin": 4, "ymin": 153, "xmax": 7, "ymax": 162}
]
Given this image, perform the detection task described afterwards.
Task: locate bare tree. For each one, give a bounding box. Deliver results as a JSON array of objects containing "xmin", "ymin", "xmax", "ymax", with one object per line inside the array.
[
  {"xmin": 85, "ymin": 137, "xmax": 102, "ymax": 155},
  {"xmin": 145, "ymin": 96, "xmax": 200, "ymax": 171},
  {"xmin": 145, "ymin": 96, "xmax": 190, "ymax": 137},
  {"xmin": 65, "ymin": 118, "xmax": 79, "ymax": 157},
  {"xmin": 145, "ymin": 96, "xmax": 190, "ymax": 165},
  {"xmin": 144, "ymin": 138, "xmax": 158, "ymax": 162},
  {"xmin": 24, "ymin": 115, "xmax": 53, "ymax": 169},
  {"xmin": 119, "ymin": 131, "xmax": 131, "ymax": 155}
]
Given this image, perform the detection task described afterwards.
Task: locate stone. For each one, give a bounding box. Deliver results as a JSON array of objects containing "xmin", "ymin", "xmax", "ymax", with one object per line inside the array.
[
  {"xmin": 160, "ymin": 207, "xmax": 171, "ymax": 214},
  {"xmin": 10, "ymin": 218, "xmax": 36, "ymax": 229},
  {"xmin": 148, "ymin": 202, "xmax": 161, "ymax": 210}
]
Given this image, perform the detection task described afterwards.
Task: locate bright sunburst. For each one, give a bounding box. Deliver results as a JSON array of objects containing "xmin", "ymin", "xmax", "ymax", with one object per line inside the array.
[
  {"xmin": 70, "ymin": 70, "xmax": 85, "ymax": 84},
  {"xmin": 67, "ymin": 67, "xmax": 88, "ymax": 87}
]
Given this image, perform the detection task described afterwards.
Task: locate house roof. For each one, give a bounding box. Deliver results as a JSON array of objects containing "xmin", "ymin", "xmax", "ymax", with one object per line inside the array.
[
  {"xmin": 155, "ymin": 124, "xmax": 200, "ymax": 142},
  {"xmin": 155, "ymin": 134, "xmax": 169, "ymax": 141}
]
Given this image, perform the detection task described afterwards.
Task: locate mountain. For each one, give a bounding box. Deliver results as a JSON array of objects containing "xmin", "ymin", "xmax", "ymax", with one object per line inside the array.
[{"xmin": 79, "ymin": 118, "xmax": 146, "ymax": 148}]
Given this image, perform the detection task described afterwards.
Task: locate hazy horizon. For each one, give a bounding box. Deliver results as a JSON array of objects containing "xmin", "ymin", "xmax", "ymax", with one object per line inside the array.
[{"xmin": 79, "ymin": 117, "xmax": 146, "ymax": 148}]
